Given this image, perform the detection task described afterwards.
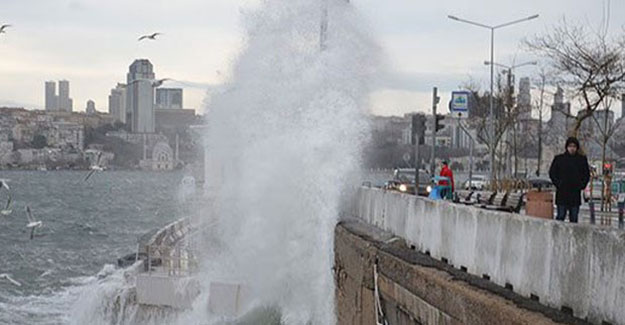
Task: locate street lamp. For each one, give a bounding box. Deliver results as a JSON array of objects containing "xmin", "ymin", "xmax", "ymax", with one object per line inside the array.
[
  {"xmin": 483, "ymin": 60, "xmax": 537, "ymax": 71},
  {"xmin": 448, "ymin": 14, "xmax": 539, "ymax": 184}
]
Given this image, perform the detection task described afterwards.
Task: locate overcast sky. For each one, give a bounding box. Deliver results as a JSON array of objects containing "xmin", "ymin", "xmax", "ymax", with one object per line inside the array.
[{"xmin": 1, "ymin": 0, "xmax": 623, "ymax": 117}]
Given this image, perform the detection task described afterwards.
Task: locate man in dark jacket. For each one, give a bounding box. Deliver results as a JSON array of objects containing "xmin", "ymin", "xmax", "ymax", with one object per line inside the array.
[{"xmin": 549, "ymin": 137, "xmax": 590, "ymax": 223}]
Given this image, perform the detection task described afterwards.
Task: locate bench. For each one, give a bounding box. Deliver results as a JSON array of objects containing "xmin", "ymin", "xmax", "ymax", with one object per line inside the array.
[
  {"xmin": 454, "ymin": 190, "xmax": 474, "ymax": 204},
  {"xmin": 498, "ymin": 192, "xmax": 525, "ymax": 213},
  {"xmin": 475, "ymin": 191, "xmax": 496, "ymax": 206},
  {"xmin": 482, "ymin": 192, "xmax": 507, "ymax": 210}
]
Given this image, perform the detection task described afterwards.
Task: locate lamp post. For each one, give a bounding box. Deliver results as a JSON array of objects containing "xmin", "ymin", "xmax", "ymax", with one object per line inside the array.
[{"xmin": 448, "ymin": 14, "xmax": 539, "ymax": 184}]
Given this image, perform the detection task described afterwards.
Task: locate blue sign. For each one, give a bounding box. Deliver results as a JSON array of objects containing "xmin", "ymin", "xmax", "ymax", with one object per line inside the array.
[{"xmin": 450, "ymin": 91, "xmax": 470, "ymax": 118}]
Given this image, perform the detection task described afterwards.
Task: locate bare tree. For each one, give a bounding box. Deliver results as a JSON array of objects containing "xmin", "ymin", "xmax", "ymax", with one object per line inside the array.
[
  {"xmin": 462, "ymin": 74, "xmax": 521, "ymax": 182},
  {"xmin": 583, "ymin": 96, "xmax": 624, "ymax": 210},
  {"xmin": 525, "ymin": 19, "xmax": 625, "ymax": 136}
]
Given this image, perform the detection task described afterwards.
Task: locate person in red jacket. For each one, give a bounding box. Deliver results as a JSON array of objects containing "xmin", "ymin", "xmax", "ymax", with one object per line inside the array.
[{"xmin": 439, "ymin": 161, "xmax": 454, "ymax": 198}]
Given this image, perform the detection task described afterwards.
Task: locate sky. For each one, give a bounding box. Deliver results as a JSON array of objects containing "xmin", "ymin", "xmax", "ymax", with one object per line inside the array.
[{"xmin": 0, "ymin": 0, "xmax": 623, "ymax": 117}]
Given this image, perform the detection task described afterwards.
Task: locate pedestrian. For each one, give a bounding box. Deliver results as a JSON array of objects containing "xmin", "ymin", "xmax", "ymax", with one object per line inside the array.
[
  {"xmin": 439, "ymin": 161, "xmax": 454, "ymax": 199},
  {"xmin": 548, "ymin": 137, "xmax": 590, "ymax": 223}
]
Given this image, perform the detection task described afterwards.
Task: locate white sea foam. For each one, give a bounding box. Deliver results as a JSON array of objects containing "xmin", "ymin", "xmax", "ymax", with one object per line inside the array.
[{"xmin": 191, "ymin": 0, "xmax": 381, "ymax": 324}]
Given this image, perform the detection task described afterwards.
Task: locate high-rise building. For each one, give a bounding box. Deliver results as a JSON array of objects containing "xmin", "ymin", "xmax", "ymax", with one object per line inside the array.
[
  {"xmin": 549, "ymin": 87, "xmax": 571, "ymax": 127},
  {"xmin": 126, "ymin": 59, "xmax": 155, "ymax": 133},
  {"xmin": 155, "ymin": 88, "xmax": 183, "ymax": 109},
  {"xmin": 57, "ymin": 80, "xmax": 73, "ymax": 112},
  {"xmin": 45, "ymin": 81, "xmax": 58, "ymax": 111},
  {"xmin": 108, "ymin": 83, "xmax": 127, "ymax": 123},
  {"xmin": 517, "ymin": 77, "xmax": 531, "ymax": 121},
  {"xmin": 86, "ymin": 100, "xmax": 96, "ymax": 114}
]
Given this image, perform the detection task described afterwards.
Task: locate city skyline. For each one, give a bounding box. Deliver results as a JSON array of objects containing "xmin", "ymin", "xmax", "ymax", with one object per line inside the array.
[{"xmin": 1, "ymin": 0, "xmax": 624, "ymax": 117}]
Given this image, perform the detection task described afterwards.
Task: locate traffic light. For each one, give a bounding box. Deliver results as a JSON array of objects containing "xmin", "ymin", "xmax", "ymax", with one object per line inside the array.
[
  {"xmin": 434, "ymin": 114, "xmax": 445, "ymax": 133},
  {"xmin": 604, "ymin": 163, "xmax": 613, "ymax": 176},
  {"xmin": 411, "ymin": 114, "xmax": 426, "ymax": 145}
]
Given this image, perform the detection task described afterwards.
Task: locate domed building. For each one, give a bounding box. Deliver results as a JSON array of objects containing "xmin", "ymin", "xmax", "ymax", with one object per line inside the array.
[
  {"xmin": 139, "ymin": 140, "xmax": 176, "ymax": 171},
  {"xmin": 151, "ymin": 141, "xmax": 174, "ymax": 171}
]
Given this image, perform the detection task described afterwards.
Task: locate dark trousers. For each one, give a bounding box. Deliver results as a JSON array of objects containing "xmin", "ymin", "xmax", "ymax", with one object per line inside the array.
[{"xmin": 556, "ymin": 205, "xmax": 580, "ymax": 223}]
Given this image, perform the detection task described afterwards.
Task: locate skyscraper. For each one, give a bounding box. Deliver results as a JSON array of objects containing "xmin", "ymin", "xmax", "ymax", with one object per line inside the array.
[
  {"xmin": 126, "ymin": 59, "xmax": 156, "ymax": 133},
  {"xmin": 155, "ymin": 88, "xmax": 183, "ymax": 109},
  {"xmin": 86, "ymin": 100, "xmax": 96, "ymax": 114},
  {"xmin": 57, "ymin": 80, "xmax": 73, "ymax": 112},
  {"xmin": 45, "ymin": 81, "xmax": 58, "ymax": 111},
  {"xmin": 549, "ymin": 86, "xmax": 572, "ymax": 134},
  {"xmin": 108, "ymin": 83, "xmax": 127, "ymax": 123},
  {"xmin": 517, "ymin": 77, "xmax": 531, "ymax": 121}
]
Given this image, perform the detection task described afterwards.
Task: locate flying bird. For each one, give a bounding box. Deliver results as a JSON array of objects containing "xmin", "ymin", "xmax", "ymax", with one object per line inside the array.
[
  {"xmin": 0, "ymin": 24, "xmax": 11, "ymax": 34},
  {"xmin": 84, "ymin": 151, "xmax": 105, "ymax": 182},
  {"xmin": 128, "ymin": 78, "xmax": 171, "ymax": 88},
  {"xmin": 25, "ymin": 206, "xmax": 43, "ymax": 240},
  {"xmin": 138, "ymin": 32, "xmax": 161, "ymax": 41},
  {"xmin": 0, "ymin": 273, "xmax": 21, "ymax": 287},
  {"xmin": 1, "ymin": 195, "xmax": 12, "ymax": 216},
  {"xmin": 0, "ymin": 179, "xmax": 9, "ymax": 190}
]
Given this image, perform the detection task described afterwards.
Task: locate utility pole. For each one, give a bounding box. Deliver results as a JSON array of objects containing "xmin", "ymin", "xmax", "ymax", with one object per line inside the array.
[
  {"xmin": 320, "ymin": 0, "xmax": 329, "ymax": 50},
  {"xmin": 537, "ymin": 74, "xmax": 545, "ymax": 177},
  {"xmin": 412, "ymin": 114, "xmax": 425, "ymax": 193},
  {"xmin": 430, "ymin": 87, "xmax": 440, "ymax": 176},
  {"xmin": 457, "ymin": 120, "xmax": 475, "ymax": 189},
  {"xmin": 320, "ymin": 0, "xmax": 351, "ymax": 50}
]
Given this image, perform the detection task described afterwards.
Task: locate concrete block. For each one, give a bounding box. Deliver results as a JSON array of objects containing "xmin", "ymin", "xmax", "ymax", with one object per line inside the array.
[
  {"xmin": 136, "ymin": 274, "xmax": 199, "ymax": 309},
  {"xmin": 208, "ymin": 282, "xmax": 250, "ymax": 318}
]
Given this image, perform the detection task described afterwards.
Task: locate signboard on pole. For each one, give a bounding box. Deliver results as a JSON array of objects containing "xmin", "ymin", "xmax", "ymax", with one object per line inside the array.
[{"xmin": 450, "ymin": 91, "xmax": 470, "ymax": 118}]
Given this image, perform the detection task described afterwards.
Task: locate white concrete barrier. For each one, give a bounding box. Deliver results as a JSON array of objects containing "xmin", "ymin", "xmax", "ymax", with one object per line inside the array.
[
  {"xmin": 349, "ymin": 187, "xmax": 625, "ymax": 325},
  {"xmin": 136, "ymin": 274, "xmax": 200, "ymax": 309}
]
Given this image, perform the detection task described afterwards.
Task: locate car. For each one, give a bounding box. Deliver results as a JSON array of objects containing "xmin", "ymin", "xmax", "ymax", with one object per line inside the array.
[
  {"xmin": 462, "ymin": 175, "xmax": 488, "ymax": 190},
  {"xmin": 385, "ymin": 168, "xmax": 431, "ymax": 196}
]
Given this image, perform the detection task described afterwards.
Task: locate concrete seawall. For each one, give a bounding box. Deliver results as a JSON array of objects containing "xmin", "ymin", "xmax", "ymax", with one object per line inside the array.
[
  {"xmin": 345, "ymin": 187, "xmax": 625, "ymax": 324},
  {"xmin": 335, "ymin": 221, "xmax": 584, "ymax": 325}
]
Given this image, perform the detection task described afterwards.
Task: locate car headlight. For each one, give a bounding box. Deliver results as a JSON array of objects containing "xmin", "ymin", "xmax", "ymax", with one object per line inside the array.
[
  {"xmin": 426, "ymin": 185, "xmax": 432, "ymax": 193},
  {"xmin": 399, "ymin": 184, "xmax": 407, "ymax": 192}
]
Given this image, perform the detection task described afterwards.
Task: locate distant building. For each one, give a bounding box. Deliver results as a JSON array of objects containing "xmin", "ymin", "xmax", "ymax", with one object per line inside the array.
[
  {"xmin": 155, "ymin": 108, "xmax": 196, "ymax": 134},
  {"xmin": 517, "ymin": 77, "xmax": 531, "ymax": 121},
  {"xmin": 45, "ymin": 81, "xmax": 58, "ymax": 111},
  {"xmin": 48, "ymin": 121, "xmax": 84, "ymax": 151},
  {"xmin": 139, "ymin": 140, "xmax": 175, "ymax": 171},
  {"xmin": 548, "ymin": 86, "xmax": 572, "ymax": 135},
  {"xmin": 156, "ymin": 88, "xmax": 183, "ymax": 109},
  {"xmin": 108, "ymin": 83, "xmax": 127, "ymax": 124},
  {"xmin": 126, "ymin": 59, "xmax": 155, "ymax": 133},
  {"xmin": 86, "ymin": 100, "xmax": 96, "ymax": 114},
  {"xmin": 57, "ymin": 80, "xmax": 73, "ymax": 112},
  {"xmin": 151, "ymin": 141, "xmax": 175, "ymax": 170}
]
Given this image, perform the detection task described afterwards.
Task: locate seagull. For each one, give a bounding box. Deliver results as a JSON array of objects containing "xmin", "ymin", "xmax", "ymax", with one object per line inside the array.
[
  {"xmin": 0, "ymin": 24, "xmax": 11, "ymax": 34},
  {"xmin": 0, "ymin": 273, "xmax": 21, "ymax": 287},
  {"xmin": 0, "ymin": 179, "xmax": 9, "ymax": 190},
  {"xmin": 129, "ymin": 78, "xmax": 171, "ymax": 88},
  {"xmin": 84, "ymin": 151, "xmax": 105, "ymax": 182},
  {"xmin": 25, "ymin": 206, "xmax": 43, "ymax": 240},
  {"xmin": 138, "ymin": 32, "xmax": 161, "ymax": 41},
  {"xmin": 1, "ymin": 194, "xmax": 12, "ymax": 216}
]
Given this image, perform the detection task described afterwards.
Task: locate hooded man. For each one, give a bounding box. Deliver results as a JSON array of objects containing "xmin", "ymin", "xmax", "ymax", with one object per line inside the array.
[{"xmin": 549, "ymin": 137, "xmax": 590, "ymax": 223}]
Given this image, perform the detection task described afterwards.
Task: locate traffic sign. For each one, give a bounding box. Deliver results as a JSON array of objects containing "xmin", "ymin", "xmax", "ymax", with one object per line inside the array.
[{"xmin": 450, "ymin": 91, "xmax": 470, "ymax": 118}]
